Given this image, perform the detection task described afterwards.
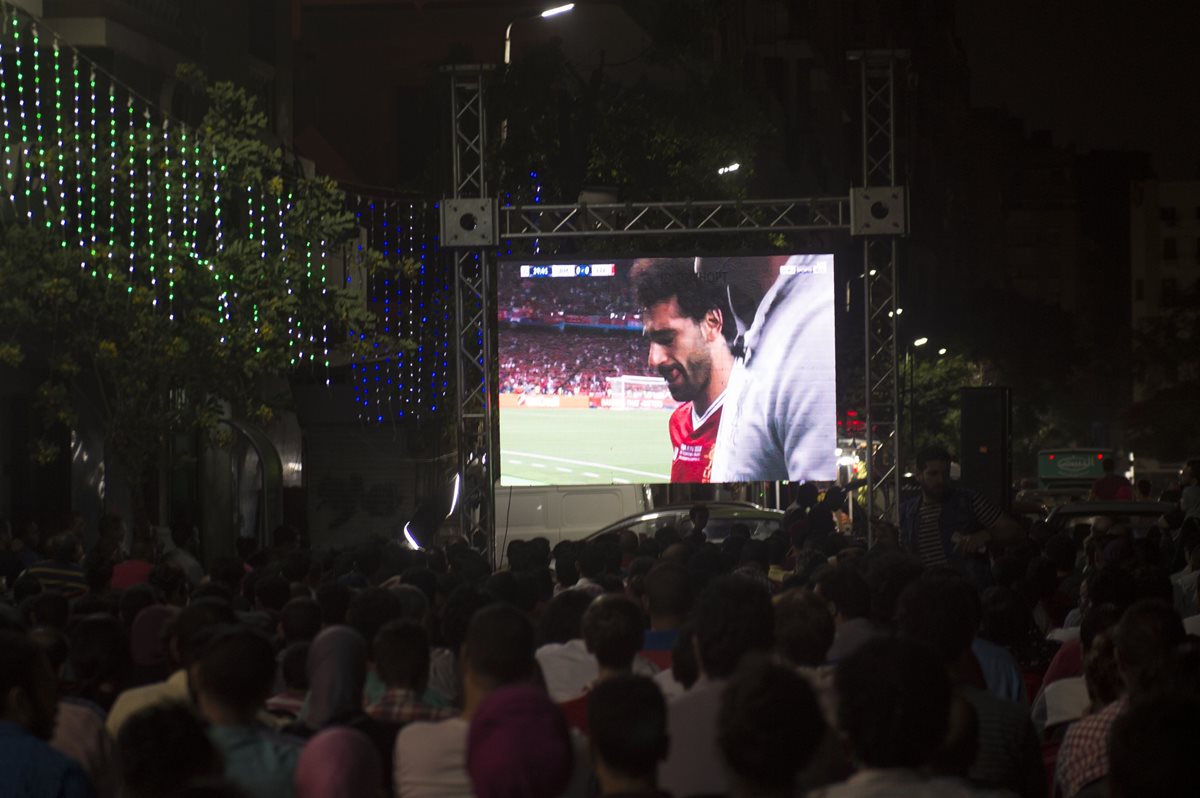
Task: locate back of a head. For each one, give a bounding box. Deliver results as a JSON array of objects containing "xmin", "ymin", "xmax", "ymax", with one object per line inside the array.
[
  {"xmin": 979, "ymin": 586, "xmax": 1032, "ymax": 649},
  {"xmin": 254, "ymin": 573, "xmax": 290, "ymax": 613},
  {"xmin": 719, "ymin": 657, "xmax": 825, "ymax": 794},
  {"xmin": 1110, "ymin": 695, "xmax": 1200, "ymax": 798},
  {"xmin": 1085, "ymin": 564, "xmax": 1137, "ymax": 612},
  {"xmin": 281, "ymin": 550, "xmax": 313, "ymax": 583},
  {"xmin": 167, "ymin": 599, "xmax": 238, "ymax": 668},
  {"xmin": 194, "ymin": 626, "xmax": 277, "ymax": 713},
  {"xmin": 896, "ymin": 571, "xmax": 981, "ymax": 665},
  {"xmin": 836, "ymin": 636, "xmax": 951, "ymax": 769},
  {"xmin": 814, "ymin": 565, "xmax": 871, "ymax": 620},
  {"xmin": 280, "ymin": 598, "xmax": 323, "ymax": 644},
  {"xmin": 863, "ymin": 550, "xmax": 924, "ymax": 627},
  {"xmin": 69, "ymin": 614, "xmax": 131, "ymax": 693},
  {"xmin": 346, "ymin": 587, "xmax": 404, "ymax": 658},
  {"xmin": 582, "ymin": 594, "xmax": 645, "ymax": 671},
  {"xmin": 1043, "ymin": 533, "xmax": 1077, "ymax": 573},
  {"xmin": 441, "ymin": 584, "xmax": 490, "ymax": 653},
  {"xmin": 693, "ymin": 575, "xmax": 774, "ymax": 679},
  {"xmin": 24, "ymin": 590, "xmax": 69, "ymax": 630},
  {"xmin": 119, "ymin": 585, "xmax": 159, "ymax": 629},
  {"xmin": 465, "ymin": 604, "xmax": 536, "ymax": 689},
  {"xmin": 537, "ymin": 589, "xmax": 594, "ymax": 645},
  {"xmin": 467, "ymin": 685, "xmax": 573, "ymax": 798},
  {"xmin": 389, "ymin": 583, "xmax": 431, "ymax": 622},
  {"xmin": 295, "ymin": 727, "xmax": 383, "ymax": 798},
  {"xmin": 118, "ymin": 703, "xmax": 222, "ymax": 798},
  {"xmin": 773, "ymin": 589, "xmax": 835, "ymax": 667},
  {"xmin": 576, "ymin": 542, "xmax": 605, "ymax": 580},
  {"xmin": 373, "ymin": 619, "xmax": 431, "ymax": 691},
  {"xmin": 0, "ymin": 630, "xmax": 55, "ymax": 738},
  {"xmin": 1113, "ymin": 599, "xmax": 1185, "ymax": 696},
  {"xmin": 209, "ymin": 557, "xmax": 246, "ymax": 594},
  {"xmin": 315, "ymin": 582, "xmax": 351, "ymax": 626},
  {"xmin": 400, "ymin": 567, "xmax": 438, "ymax": 603},
  {"xmin": 588, "ymin": 675, "xmax": 668, "ymax": 780}
]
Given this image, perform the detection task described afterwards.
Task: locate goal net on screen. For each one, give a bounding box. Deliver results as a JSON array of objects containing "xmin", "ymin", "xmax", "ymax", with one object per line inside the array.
[{"xmin": 604, "ymin": 375, "xmax": 673, "ymax": 410}]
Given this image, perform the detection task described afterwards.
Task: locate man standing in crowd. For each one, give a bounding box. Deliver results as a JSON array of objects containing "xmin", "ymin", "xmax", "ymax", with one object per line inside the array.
[
  {"xmin": 632, "ymin": 259, "xmax": 734, "ymax": 483},
  {"xmin": 900, "ymin": 446, "xmax": 1022, "ymax": 589},
  {"xmin": 1089, "ymin": 457, "xmax": 1132, "ymax": 501},
  {"xmin": 696, "ymin": 254, "xmax": 837, "ymax": 482}
]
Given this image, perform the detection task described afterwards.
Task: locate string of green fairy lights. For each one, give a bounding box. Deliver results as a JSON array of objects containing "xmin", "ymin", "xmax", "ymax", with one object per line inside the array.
[
  {"xmin": 1, "ymin": 3, "xmax": 451, "ymax": 421},
  {"xmin": 0, "ymin": 2, "xmax": 328, "ymax": 361}
]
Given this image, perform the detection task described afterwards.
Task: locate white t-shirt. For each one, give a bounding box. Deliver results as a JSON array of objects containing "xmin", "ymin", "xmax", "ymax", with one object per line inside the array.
[
  {"xmin": 393, "ymin": 717, "xmax": 470, "ymax": 798},
  {"xmin": 710, "ymin": 254, "xmax": 837, "ymax": 481}
]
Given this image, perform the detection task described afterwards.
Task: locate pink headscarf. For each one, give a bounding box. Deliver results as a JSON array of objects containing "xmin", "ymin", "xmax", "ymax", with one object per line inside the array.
[
  {"xmin": 294, "ymin": 727, "xmax": 382, "ymax": 798},
  {"xmin": 467, "ymin": 685, "xmax": 574, "ymax": 798}
]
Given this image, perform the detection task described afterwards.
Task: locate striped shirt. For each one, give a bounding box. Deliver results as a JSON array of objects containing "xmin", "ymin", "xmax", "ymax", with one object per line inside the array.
[
  {"xmin": 24, "ymin": 559, "xmax": 87, "ymax": 598},
  {"xmin": 915, "ymin": 493, "xmax": 1002, "ymax": 568}
]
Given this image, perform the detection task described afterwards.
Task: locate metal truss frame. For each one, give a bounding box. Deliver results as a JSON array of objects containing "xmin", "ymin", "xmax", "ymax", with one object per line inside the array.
[
  {"xmin": 447, "ymin": 51, "xmax": 907, "ymax": 547},
  {"xmin": 499, "ymin": 197, "xmax": 850, "ymax": 239},
  {"xmin": 851, "ymin": 49, "xmax": 908, "ymax": 527},
  {"xmin": 444, "ymin": 65, "xmax": 496, "ymax": 545}
]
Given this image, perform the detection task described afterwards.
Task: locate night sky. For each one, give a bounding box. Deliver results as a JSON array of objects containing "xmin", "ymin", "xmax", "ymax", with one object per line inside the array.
[{"xmin": 956, "ymin": 0, "xmax": 1200, "ymax": 178}]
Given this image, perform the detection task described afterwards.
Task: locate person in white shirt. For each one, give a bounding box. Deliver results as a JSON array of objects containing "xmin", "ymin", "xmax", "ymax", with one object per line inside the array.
[
  {"xmin": 393, "ymin": 604, "xmax": 536, "ymax": 798},
  {"xmin": 698, "ymin": 254, "xmax": 837, "ymax": 482}
]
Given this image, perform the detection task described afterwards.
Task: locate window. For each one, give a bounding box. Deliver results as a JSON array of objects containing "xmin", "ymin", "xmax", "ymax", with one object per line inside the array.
[
  {"xmin": 1161, "ymin": 206, "xmax": 1178, "ymax": 226},
  {"xmin": 1164, "ymin": 237, "xmax": 1178, "ymax": 260}
]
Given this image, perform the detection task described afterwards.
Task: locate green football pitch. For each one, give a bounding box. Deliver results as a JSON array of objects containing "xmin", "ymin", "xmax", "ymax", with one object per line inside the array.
[{"xmin": 499, "ymin": 407, "xmax": 673, "ymax": 485}]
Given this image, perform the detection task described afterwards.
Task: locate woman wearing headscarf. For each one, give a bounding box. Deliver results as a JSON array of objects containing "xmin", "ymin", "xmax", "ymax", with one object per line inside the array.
[
  {"xmin": 467, "ymin": 684, "xmax": 576, "ymax": 798},
  {"xmin": 285, "ymin": 625, "xmax": 394, "ymax": 794},
  {"xmin": 295, "ymin": 727, "xmax": 384, "ymax": 798}
]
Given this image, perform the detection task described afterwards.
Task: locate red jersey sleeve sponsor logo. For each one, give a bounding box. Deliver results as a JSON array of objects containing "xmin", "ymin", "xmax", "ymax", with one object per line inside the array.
[{"xmin": 669, "ymin": 403, "xmax": 722, "ymax": 483}]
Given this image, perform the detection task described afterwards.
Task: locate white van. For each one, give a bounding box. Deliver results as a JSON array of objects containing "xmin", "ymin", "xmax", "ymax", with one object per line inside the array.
[{"xmin": 492, "ymin": 483, "xmax": 652, "ymax": 563}]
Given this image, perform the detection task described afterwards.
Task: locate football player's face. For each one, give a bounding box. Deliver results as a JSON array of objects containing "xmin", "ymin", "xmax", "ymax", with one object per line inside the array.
[{"xmin": 645, "ymin": 297, "xmax": 713, "ymax": 403}]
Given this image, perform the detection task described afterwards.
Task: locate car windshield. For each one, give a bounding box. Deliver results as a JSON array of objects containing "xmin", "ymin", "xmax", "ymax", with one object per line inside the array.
[{"xmin": 704, "ymin": 517, "xmax": 782, "ymax": 542}]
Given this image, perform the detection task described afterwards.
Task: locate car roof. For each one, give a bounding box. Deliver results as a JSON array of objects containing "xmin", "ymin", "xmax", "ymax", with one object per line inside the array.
[
  {"xmin": 1046, "ymin": 501, "xmax": 1174, "ymax": 519},
  {"xmin": 588, "ymin": 503, "xmax": 784, "ymax": 539}
]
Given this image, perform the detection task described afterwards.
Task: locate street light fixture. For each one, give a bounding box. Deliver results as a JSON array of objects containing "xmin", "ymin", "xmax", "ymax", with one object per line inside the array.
[
  {"xmin": 913, "ymin": 337, "xmax": 928, "ymax": 347},
  {"xmin": 937, "ymin": 347, "xmax": 947, "ymax": 356},
  {"xmin": 504, "ymin": 3, "xmax": 575, "ymax": 65},
  {"xmin": 717, "ymin": 162, "xmax": 741, "ymax": 175},
  {"xmin": 502, "ymin": 3, "xmax": 576, "ymax": 146}
]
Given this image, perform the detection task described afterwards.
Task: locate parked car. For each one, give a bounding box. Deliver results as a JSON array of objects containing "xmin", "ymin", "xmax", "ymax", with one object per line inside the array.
[
  {"xmin": 1044, "ymin": 501, "xmax": 1175, "ymax": 537},
  {"xmin": 585, "ymin": 502, "xmax": 786, "ymax": 546}
]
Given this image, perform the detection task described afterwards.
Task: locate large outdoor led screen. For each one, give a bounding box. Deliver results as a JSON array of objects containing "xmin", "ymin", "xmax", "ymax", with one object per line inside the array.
[{"xmin": 497, "ymin": 255, "xmax": 837, "ymax": 485}]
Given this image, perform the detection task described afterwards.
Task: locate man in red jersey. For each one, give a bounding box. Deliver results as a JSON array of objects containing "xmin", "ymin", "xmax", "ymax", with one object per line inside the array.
[{"xmin": 633, "ymin": 259, "xmax": 734, "ymax": 483}]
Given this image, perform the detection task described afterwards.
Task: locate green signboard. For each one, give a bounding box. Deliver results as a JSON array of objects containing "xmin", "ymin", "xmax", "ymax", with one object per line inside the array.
[{"xmin": 1037, "ymin": 449, "xmax": 1113, "ymax": 483}]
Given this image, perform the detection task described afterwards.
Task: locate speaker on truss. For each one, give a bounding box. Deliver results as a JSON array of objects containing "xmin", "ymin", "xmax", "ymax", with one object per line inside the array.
[
  {"xmin": 850, "ymin": 186, "xmax": 907, "ymax": 236},
  {"xmin": 439, "ymin": 198, "xmax": 497, "ymax": 247},
  {"xmin": 959, "ymin": 386, "xmax": 1012, "ymax": 513}
]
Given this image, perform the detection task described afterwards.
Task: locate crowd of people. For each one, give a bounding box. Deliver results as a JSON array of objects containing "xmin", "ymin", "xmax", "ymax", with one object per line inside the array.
[
  {"xmin": 2, "ymin": 453, "xmax": 1200, "ymax": 797},
  {"xmin": 498, "ymin": 329, "xmax": 648, "ymax": 396},
  {"xmin": 498, "ymin": 272, "xmax": 638, "ymax": 320}
]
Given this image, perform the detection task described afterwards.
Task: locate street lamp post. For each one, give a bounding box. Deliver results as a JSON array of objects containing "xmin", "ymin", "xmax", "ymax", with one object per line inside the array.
[
  {"xmin": 909, "ymin": 337, "xmax": 928, "ymax": 467},
  {"xmin": 501, "ymin": 4, "xmax": 575, "ymax": 144}
]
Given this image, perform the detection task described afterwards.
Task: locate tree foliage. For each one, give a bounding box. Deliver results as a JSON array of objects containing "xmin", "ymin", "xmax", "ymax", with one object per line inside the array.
[
  {"xmin": 0, "ymin": 71, "xmax": 396, "ymax": 495},
  {"xmin": 492, "ymin": 40, "xmax": 774, "ymax": 206}
]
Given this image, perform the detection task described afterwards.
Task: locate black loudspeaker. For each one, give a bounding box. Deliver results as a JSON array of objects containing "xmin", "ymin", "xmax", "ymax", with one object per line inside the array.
[{"xmin": 960, "ymin": 387, "xmax": 1012, "ymax": 512}]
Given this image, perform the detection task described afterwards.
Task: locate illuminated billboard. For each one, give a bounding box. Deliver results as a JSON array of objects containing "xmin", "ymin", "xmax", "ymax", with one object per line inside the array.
[{"xmin": 497, "ymin": 255, "xmax": 837, "ymax": 485}]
